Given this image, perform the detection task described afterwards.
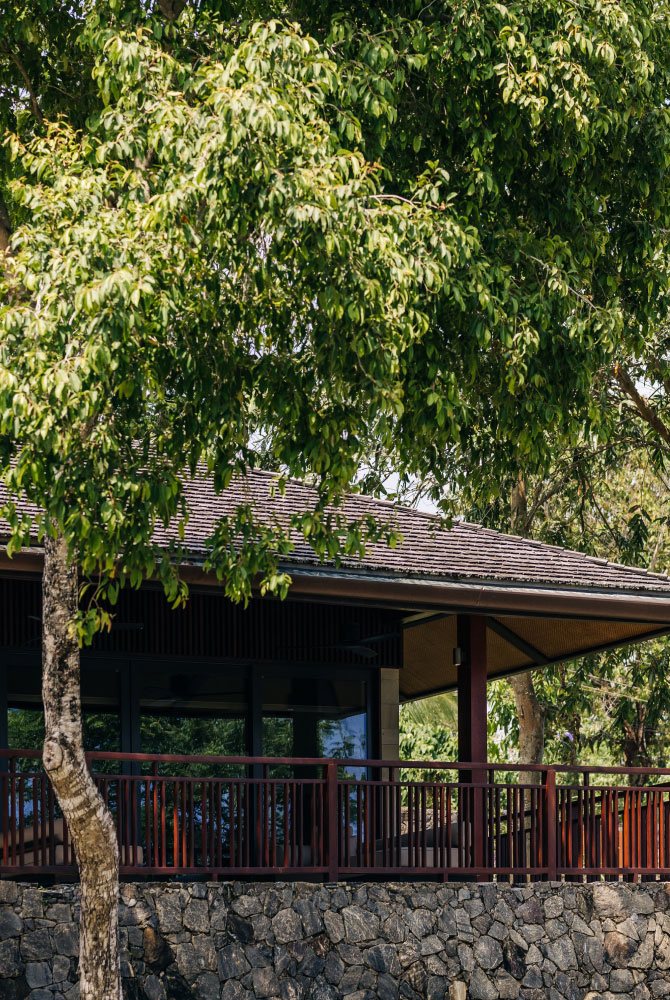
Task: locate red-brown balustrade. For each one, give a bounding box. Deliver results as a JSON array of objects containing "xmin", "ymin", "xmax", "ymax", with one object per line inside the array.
[{"xmin": 1, "ymin": 751, "xmax": 669, "ymax": 882}]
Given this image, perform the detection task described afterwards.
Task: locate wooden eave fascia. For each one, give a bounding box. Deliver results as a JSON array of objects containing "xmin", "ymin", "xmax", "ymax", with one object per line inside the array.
[
  {"xmin": 269, "ymin": 567, "xmax": 670, "ymax": 625},
  {"xmin": 3, "ymin": 546, "xmax": 670, "ymax": 626}
]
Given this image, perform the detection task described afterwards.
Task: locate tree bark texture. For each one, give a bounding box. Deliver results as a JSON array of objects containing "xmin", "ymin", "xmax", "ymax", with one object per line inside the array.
[
  {"xmin": 0, "ymin": 197, "xmax": 10, "ymax": 253},
  {"xmin": 509, "ymin": 473, "xmax": 545, "ymax": 784},
  {"xmin": 42, "ymin": 533, "xmax": 121, "ymax": 1000},
  {"xmin": 508, "ymin": 671, "xmax": 545, "ymax": 785}
]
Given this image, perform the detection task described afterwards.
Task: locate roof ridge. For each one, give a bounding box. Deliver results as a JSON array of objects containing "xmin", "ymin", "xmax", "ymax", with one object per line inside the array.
[
  {"xmin": 242, "ymin": 467, "xmax": 450, "ymax": 524},
  {"xmin": 452, "ymin": 513, "xmax": 670, "ymax": 584},
  {"xmin": 603, "ymin": 556, "xmax": 669, "ymax": 581}
]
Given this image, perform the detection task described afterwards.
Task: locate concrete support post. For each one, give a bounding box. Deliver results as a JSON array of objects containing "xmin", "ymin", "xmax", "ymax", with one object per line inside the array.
[{"xmin": 379, "ymin": 668, "xmax": 400, "ymax": 762}]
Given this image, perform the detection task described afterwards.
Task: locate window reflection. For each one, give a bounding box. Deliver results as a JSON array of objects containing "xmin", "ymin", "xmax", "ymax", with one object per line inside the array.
[{"xmin": 262, "ymin": 673, "xmax": 368, "ymax": 779}]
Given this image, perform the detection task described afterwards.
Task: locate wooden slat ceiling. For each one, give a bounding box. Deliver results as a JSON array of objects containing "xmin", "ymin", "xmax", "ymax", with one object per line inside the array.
[{"xmin": 401, "ymin": 614, "xmax": 667, "ymax": 701}]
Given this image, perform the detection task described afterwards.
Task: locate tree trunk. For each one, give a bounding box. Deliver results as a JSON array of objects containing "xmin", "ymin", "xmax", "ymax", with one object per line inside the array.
[
  {"xmin": 508, "ymin": 671, "xmax": 545, "ymax": 784},
  {"xmin": 509, "ymin": 472, "xmax": 545, "ymax": 784},
  {"xmin": 42, "ymin": 533, "xmax": 121, "ymax": 1000}
]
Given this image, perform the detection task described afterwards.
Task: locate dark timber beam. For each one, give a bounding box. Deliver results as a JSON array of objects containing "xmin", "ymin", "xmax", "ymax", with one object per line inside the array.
[
  {"xmin": 120, "ymin": 661, "xmax": 141, "ymax": 775},
  {"xmin": 457, "ymin": 615, "xmax": 488, "ymax": 769},
  {"xmin": 486, "ymin": 616, "xmax": 549, "ymax": 666},
  {"xmin": 0, "ymin": 662, "xmax": 7, "ymax": 774},
  {"xmin": 456, "ymin": 614, "xmax": 487, "ymax": 874}
]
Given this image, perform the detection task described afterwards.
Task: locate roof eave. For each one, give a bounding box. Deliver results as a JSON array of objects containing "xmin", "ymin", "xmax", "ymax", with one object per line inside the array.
[
  {"xmin": 3, "ymin": 547, "xmax": 670, "ymax": 625},
  {"xmin": 274, "ymin": 565, "xmax": 670, "ymax": 624}
]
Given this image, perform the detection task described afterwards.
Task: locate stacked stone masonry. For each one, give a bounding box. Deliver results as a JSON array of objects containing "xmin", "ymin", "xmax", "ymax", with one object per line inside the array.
[{"xmin": 1, "ymin": 880, "xmax": 670, "ymax": 1000}]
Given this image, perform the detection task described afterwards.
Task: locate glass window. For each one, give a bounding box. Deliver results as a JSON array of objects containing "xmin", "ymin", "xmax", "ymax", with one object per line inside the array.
[
  {"xmin": 262, "ymin": 672, "xmax": 369, "ymax": 777},
  {"xmin": 139, "ymin": 665, "xmax": 248, "ymax": 776},
  {"xmin": 6, "ymin": 662, "xmax": 121, "ymax": 771}
]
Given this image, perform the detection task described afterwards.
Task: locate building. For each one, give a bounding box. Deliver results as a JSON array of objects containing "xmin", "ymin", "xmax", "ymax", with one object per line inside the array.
[{"xmin": 2, "ymin": 469, "xmax": 670, "ymax": 880}]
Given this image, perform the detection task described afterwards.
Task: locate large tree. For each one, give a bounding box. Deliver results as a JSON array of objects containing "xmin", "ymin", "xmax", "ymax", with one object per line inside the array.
[
  {"xmin": 0, "ymin": 20, "xmax": 458, "ymax": 998},
  {"xmin": 4, "ymin": 3, "xmax": 670, "ymax": 997}
]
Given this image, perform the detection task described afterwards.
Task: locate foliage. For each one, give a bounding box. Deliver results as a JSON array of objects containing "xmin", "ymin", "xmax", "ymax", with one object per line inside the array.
[
  {"xmin": 0, "ymin": 18, "xmax": 457, "ymax": 622},
  {"xmin": 322, "ymin": 0, "xmax": 670, "ymax": 507},
  {"xmin": 399, "ymin": 714, "xmax": 457, "ymax": 784},
  {"xmin": 485, "ymin": 453, "xmax": 670, "ymax": 776},
  {"xmin": 3, "ymin": 4, "xmax": 670, "ymax": 627}
]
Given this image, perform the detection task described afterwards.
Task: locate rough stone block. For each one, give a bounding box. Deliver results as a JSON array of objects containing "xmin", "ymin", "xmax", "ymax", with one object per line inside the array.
[
  {"xmin": 323, "ymin": 911, "xmax": 344, "ymax": 945},
  {"xmin": 20, "ymin": 891, "xmax": 43, "ymax": 920},
  {"xmin": 232, "ymin": 895, "xmax": 262, "ymax": 918},
  {"xmin": 273, "ymin": 908, "xmax": 303, "ymax": 945},
  {"xmin": 606, "ymin": 930, "xmax": 639, "ymax": 967},
  {"xmin": 251, "ymin": 966, "xmax": 280, "ymax": 998},
  {"xmin": 0, "ymin": 938, "xmax": 23, "ymax": 979},
  {"xmin": 0, "ymin": 973, "xmax": 29, "ymax": 1000},
  {"xmin": 0, "ymin": 910, "xmax": 22, "ymax": 941},
  {"xmin": 545, "ymin": 934, "xmax": 578, "ymax": 972},
  {"xmin": 183, "ymin": 900, "xmax": 209, "ymax": 934},
  {"xmin": 594, "ymin": 884, "xmax": 633, "ymax": 920},
  {"xmin": 377, "ymin": 972, "xmax": 399, "ymax": 1000},
  {"xmin": 156, "ymin": 895, "xmax": 181, "ymax": 934},
  {"xmin": 195, "ymin": 971, "xmax": 220, "ymax": 1000},
  {"xmin": 0, "ymin": 884, "xmax": 19, "ymax": 906},
  {"xmin": 342, "ymin": 906, "xmax": 380, "ymax": 944},
  {"xmin": 404, "ymin": 908, "xmax": 435, "ymax": 940},
  {"xmin": 610, "ymin": 969, "xmax": 636, "ymax": 993},
  {"xmin": 52, "ymin": 954, "xmax": 71, "ymax": 984},
  {"xmin": 469, "ymin": 967, "xmax": 498, "ymax": 1000},
  {"xmin": 473, "ymin": 936, "xmax": 503, "ymax": 971},
  {"xmin": 365, "ymin": 944, "xmax": 401, "ymax": 976},
  {"xmin": 221, "ymin": 982, "xmax": 253, "ymax": 1000},
  {"xmin": 53, "ymin": 924, "xmax": 78, "ymax": 958},
  {"xmin": 20, "ymin": 931, "xmax": 51, "ymax": 963},
  {"xmin": 218, "ymin": 942, "xmax": 251, "ymax": 980},
  {"xmin": 293, "ymin": 899, "xmax": 324, "ymax": 938},
  {"xmin": 142, "ymin": 974, "xmax": 166, "ymax": 1000},
  {"xmin": 25, "ymin": 962, "xmax": 51, "ymax": 988}
]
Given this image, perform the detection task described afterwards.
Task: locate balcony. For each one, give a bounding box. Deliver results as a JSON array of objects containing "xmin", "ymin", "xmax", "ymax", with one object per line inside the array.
[{"xmin": 1, "ymin": 751, "xmax": 670, "ymax": 882}]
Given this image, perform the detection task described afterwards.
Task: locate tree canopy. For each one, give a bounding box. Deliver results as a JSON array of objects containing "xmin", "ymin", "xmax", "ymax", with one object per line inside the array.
[{"xmin": 4, "ymin": 3, "xmax": 670, "ymax": 596}]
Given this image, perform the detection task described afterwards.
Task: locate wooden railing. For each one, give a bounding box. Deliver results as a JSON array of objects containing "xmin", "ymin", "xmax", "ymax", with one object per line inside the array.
[{"xmin": 1, "ymin": 751, "xmax": 670, "ymax": 881}]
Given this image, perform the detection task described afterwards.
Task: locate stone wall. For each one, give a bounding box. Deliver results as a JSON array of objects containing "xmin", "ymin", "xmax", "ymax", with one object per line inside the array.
[{"xmin": 1, "ymin": 879, "xmax": 669, "ymax": 1000}]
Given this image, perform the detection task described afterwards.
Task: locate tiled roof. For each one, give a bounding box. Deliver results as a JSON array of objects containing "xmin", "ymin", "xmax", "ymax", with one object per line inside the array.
[
  {"xmin": 3, "ymin": 468, "xmax": 670, "ymax": 594},
  {"xmin": 149, "ymin": 469, "xmax": 670, "ymax": 595}
]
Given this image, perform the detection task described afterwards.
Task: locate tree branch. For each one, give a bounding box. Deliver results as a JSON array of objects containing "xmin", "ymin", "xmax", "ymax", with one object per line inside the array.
[
  {"xmin": 649, "ymin": 521, "xmax": 666, "ymax": 573},
  {"xmin": 0, "ymin": 196, "xmax": 11, "ymax": 253},
  {"xmin": 2, "ymin": 46, "xmax": 44, "ymax": 124},
  {"xmin": 650, "ymin": 355, "xmax": 670, "ymax": 401},
  {"xmin": 614, "ymin": 363, "xmax": 670, "ymax": 449}
]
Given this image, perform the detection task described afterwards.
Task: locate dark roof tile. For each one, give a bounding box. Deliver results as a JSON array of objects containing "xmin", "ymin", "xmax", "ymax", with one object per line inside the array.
[
  {"xmin": 171, "ymin": 470, "xmax": 670, "ymax": 594},
  {"xmin": 4, "ymin": 468, "xmax": 670, "ymax": 595}
]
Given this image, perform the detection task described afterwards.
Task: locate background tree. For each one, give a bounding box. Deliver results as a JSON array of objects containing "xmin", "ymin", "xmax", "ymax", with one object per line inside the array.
[{"xmin": 489, "ymin": 451, "xmax": 670, "ymax": 780}]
